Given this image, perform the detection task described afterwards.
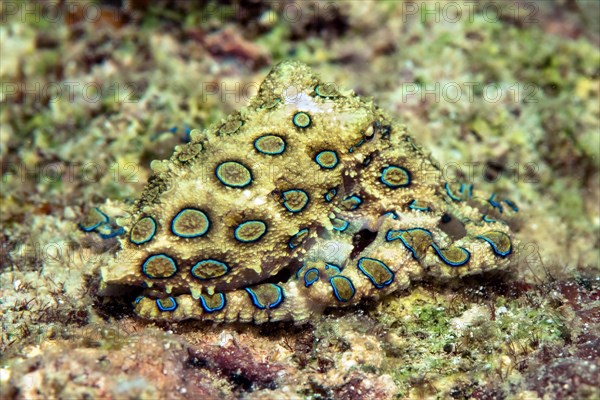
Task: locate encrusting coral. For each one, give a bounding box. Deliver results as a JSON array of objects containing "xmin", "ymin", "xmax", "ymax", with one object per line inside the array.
[{"xmin": 100, "ymin": 60, "xmax": 518, "ymax": 323}]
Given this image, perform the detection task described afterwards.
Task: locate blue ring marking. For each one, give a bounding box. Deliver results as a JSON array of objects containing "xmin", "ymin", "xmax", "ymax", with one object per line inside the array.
[
  {"xmin": 254, "ymin": 135, "xmax": 286, "ymax": 155},
  {"xmin": 314, "ymin": 84, "xmax": 337, "ymax": 98},
  {"xmin": 282, "ymin": 189, "xmax": 310, "ymax": 213},
  {"xmin": 482, "ymin": 215, "xmax": 497, "ymax": 223},
  {"xmin": 97, "ymin": 224, "xmax": 125, "ymax": 239},
  {"xmin": 156, "ymin": 296, "xmax": 177, "ymax": 312},
  {"xmin": 190, "ymin": 259, "xmax": 230, "ymax": 280},
  {"xmin": 445, "ymin": 183, "xmax": 462, "ymax": 202},
  {"xmin": 304, "ymin": 268, "xmax": 320, "ymax": 287},
  {"xmin": 342, "ymin": 195, "xmax": 362, "ymax": 210},
  {"xmin": 488, "ymin": 193, "xmax": 504, "ymax": 213},
  {"xmin": 332, "ymin": 218, "xmax": 349, "ymax": 232},
  {"xmin": 234, "ymin": 220, "xmax": 267, "ymax": 243},
  {"xmin": 325, "ymin": 263, "xmax": 342, "ymax": 274},
  {"xmin": 386, "ymin": 228, "xmax": 433, "ymax": 260},
  {"xmin": 408, "ymin": 200, "xmax": 431, "ymax": 212},
  {"xmin": 79, "ymin": 207, "xmax": 110, "ymax": 232},
  {"xmin": 245, "ymin": 284, "xmax": 284, "ymax": 310},
  {"xmin": 380, "ymin": 165, "xmax": 411, "ymax": 188},
  {"xmin": 431, "ymin": 243, "xmax": 471, "ymax": 267},
  {"xmin": 325, "ymin": 187, "xmax": 337, "ymax": 202},
  {"xmin": 295, "ymin": 262, "xmax": 308, "ymax": 279},
  {"xmin": 215, "ymin": 161, "xmax": 252, "ymax": 188},
  {"xmin": 142, "ymin": 254, "xmax": 177, "ymax": 279},
  {"xmin": 476, "ymin": 234, "xmax": 512, "ymax": 257},
  {"xmin": 383, "ymin": 211, "xmax": 399, "ymax": 220},
  {"xmin": 134, "ymin": 296, "xmax": 144, "ymax": 304},
  {"xmin": 130, "ymin": 217, "xmax": 157, "ymax": 245},
  {"xmin": 289, "ymin": 228, "xmax": 309, "ymax": 249},
  {"xmin": 459, "ymin": 183, "xmax": 473, "ymax": 199},
  {"xmin": 357, "ymin": 258, "xmax": 395, "ymax": 289},
  {"xmin": 329, "ymin": 276, "xmax": 356, "ymax": 302},
  {"xmin": 315, "ymin": 150, "xmax": 339, "ymax": 169},
  {"xmin": 199, "ymin": 293, "xmax": 226, "ymax": 313},
  {"xmin": 292, "ymin": 112, "xmax": 311, "ymax": 128},
  {"xmin": 259, "ymin": 98, "xmax": 281, "ymax": 110},
  {"xmin": 503, "ymin": 199, "xmax": 519, "ymax": 212},
  {"xmin": 171, "ymin": 208, "xmax": 210, "ymax": 238},
  {"xmin": 348, "ymin": 139, "xmax": 365, "ymax": 153}
]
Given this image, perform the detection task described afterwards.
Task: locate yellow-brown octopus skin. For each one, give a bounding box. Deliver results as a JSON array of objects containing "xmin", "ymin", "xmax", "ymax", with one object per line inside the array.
[{"xmin": 100, "ymin": 60, "xmax": 517, "ymax": 324}]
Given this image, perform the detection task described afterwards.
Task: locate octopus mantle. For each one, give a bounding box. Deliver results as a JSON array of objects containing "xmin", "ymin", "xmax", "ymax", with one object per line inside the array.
[{"xmin": 100, "ymin": 61, "xmax": 516, "ymax": 323}]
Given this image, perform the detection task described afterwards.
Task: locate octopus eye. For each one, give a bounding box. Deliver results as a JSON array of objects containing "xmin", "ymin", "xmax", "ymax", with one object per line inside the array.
[
  {"xmin": 215, "ymin": 161, "xmax": 253, "ymax": 188},
  {"xmin": 357, "ymin": 258, "xmax": 394, "ymax": 289},
  {"xmin": 171, "ymin": 208, "xmax": 210, "ymax": 238},
  {"xmin": 329, "ymin": 276, "xmax": 355, "ymax": 302}
]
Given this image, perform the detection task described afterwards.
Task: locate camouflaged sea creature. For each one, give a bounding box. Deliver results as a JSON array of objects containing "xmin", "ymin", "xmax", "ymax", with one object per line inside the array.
[{"xmin": 100, "ymin": 61, "xmax": 518, "ymax": 324}]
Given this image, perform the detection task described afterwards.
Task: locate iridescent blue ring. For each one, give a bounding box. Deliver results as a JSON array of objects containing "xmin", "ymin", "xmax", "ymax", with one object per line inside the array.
[
  {"xmin": 380, "ymin": 166, "xmax": 411, "ymax": 188},
  {"xmin": 476, "ymin": 234, "xmax": 512, "ymax": 257},
  {"xmin": 171, "ymin": 208, "xmax": 210, "ymax": 238},
  {"xmin": 141, "ymin": 254, "xmax": 177, "ymax": 279},
  {"xmin": 325, "ymin": 187, "xmax": 337, "ymax": 202},
  {"xmin": 282, "ymin": 189, "xmax": 309, "ymax": 213},
  {"xmin": 329, "ymin": 276, "xmax": 355, "ymax": 302},
  {"xmin": 289, "ymin": 228, "xmax": 309, "ymax": 249},
  {"xmin": 156, "ymin": 296, "xmax": 177, "ymax": 312},
  {"xmin": 304, "ymin": 268, "xmax": 320, "ymax": 287},
  {"xmin": 199, "ymin": 293, "xmax": 226, "ymax": 313},
  {"xmin": 431, "ymin": 243, "xmax": 471, "ymax": 267},
  {"xmin": 315, "ymin": 150, "xmax": 339, "ymax": 169},
  {"xmin": 342, "ymin": 195, "xmax": 362, "ymax": 210},
  {"xmin": 245, "ymin": 284, "xmax": 284, "ymax": 310},
  {"xmin": 292, "ymin": 112, "xmax": 311, "ymax": 128},
  {"xmin": 233, "ymin": 220, "xmax": 267, "ymax": 243},
  {"xmin": 254, "ymin": 135, "xmax": 286, "ymax": 155},
  {"xmin": 357, "ymin": 258, "xmax": 394, "ymax": 289}
]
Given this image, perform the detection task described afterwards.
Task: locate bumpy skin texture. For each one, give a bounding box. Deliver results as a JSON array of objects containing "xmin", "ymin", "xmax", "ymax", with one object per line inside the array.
[{"xmin": 101, "ymin": 61, "xmax": 517, "ymax": 324}]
